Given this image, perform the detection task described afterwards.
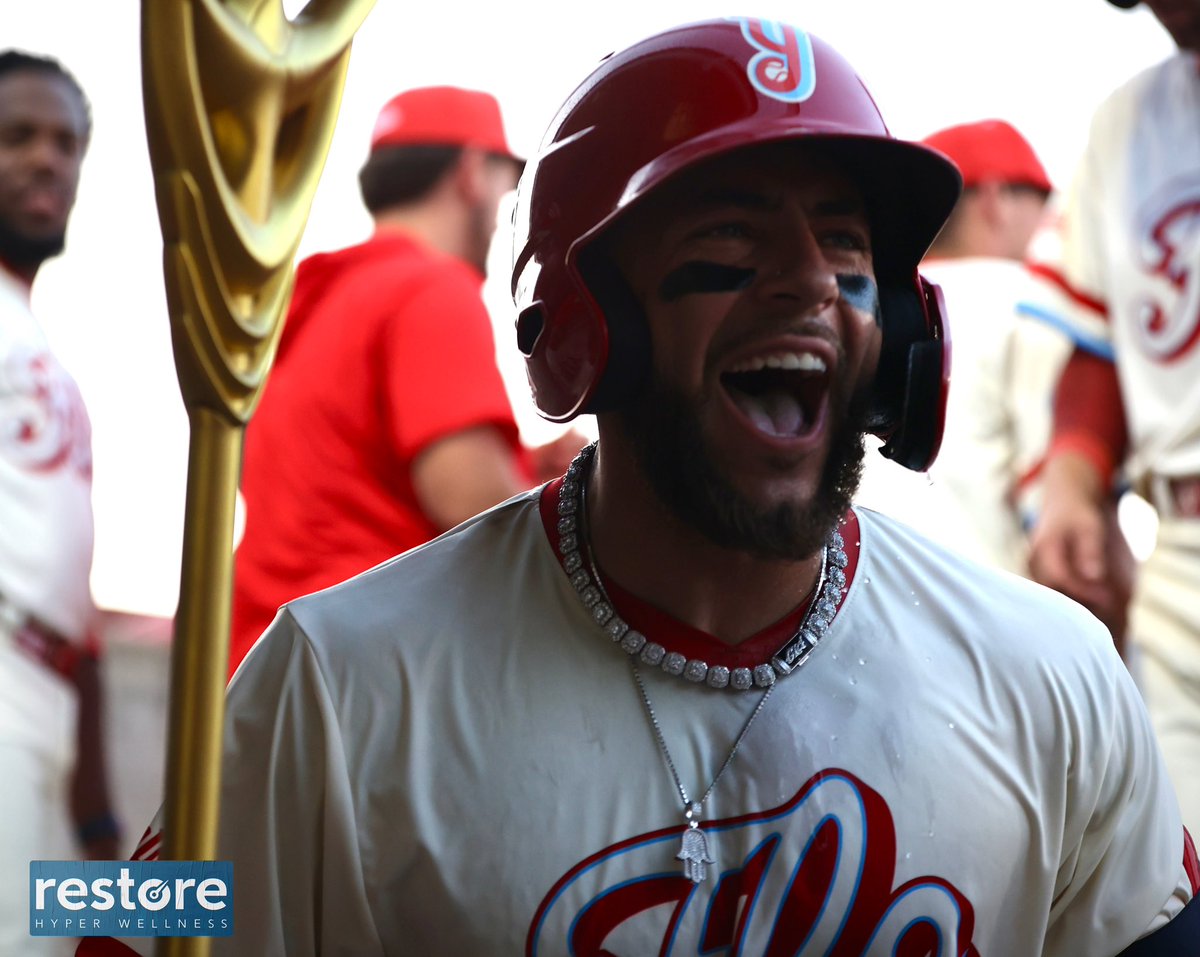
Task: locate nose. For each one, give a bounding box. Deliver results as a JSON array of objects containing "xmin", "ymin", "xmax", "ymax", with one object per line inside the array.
[
  {"xmin": 755, "ymin": 221, "xmax": 839, "ymax": 316},
  {"xmin": 24, "ymin": 131, "xmax": 72, "ymax": 179}
]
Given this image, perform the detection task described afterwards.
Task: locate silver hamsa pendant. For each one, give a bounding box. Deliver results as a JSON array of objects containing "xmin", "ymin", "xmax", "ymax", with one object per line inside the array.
[{"xmin": 677, "ymin": 803, "xmax": 716, "ymax": 883}]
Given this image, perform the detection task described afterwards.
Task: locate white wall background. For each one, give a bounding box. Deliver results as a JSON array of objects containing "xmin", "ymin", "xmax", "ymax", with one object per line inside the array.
[{"xmin": 7, "ymin": 1, "xmax": 1176, "ymax": 617}]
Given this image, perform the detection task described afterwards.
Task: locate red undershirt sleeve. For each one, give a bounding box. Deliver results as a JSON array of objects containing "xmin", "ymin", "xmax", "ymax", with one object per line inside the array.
[
  {"xmin": 381, "ymin": 264, "xmax": 521, "ymax": 462},
  {"xmin": 1049, "ymin": 347, "xmax": 1128, "ymax": 487}
]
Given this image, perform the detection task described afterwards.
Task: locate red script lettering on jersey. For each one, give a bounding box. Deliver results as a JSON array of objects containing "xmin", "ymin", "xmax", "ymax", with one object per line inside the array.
[
  {"xmin": 526, "ymin": 768, "xmax": 979, "ymax": 956},
  {"xmin": 1139, "ymin": 198, "xmax": 1200, "ymax": 362}
]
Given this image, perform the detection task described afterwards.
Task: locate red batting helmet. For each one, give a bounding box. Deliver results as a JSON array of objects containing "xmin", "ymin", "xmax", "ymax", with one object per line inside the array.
[{"xmin": 511, "ymin": 17, "xmax": 962, "ymax": 470}]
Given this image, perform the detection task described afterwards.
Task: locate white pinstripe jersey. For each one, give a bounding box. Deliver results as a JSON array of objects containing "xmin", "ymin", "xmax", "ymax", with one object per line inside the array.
[{"xmin": 113, "ymin": 488, "xmax": 1196, "ymax": 956}]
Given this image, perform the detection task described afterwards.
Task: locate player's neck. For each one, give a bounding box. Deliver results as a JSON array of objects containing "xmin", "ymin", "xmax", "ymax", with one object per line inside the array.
[
  {"xmin": 584, "ymin": 437, "xmax": 825, "ymax": 646},
  {"xmin": 372, "ymin": 197, "xmax": 471, "ymax": 266},
  {"xmin": 0, "ymin": 254, "xmax": 38, "ymax": 290}
]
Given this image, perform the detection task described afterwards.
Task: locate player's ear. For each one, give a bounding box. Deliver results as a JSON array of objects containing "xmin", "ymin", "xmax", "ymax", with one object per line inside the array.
[
  {"xmin": 974, "ymin": 180, "xmax": 1007, "ymax": 228},
  {"xmin": 453, "ymin": 147, "xmax": 489, "ymax": 204}
]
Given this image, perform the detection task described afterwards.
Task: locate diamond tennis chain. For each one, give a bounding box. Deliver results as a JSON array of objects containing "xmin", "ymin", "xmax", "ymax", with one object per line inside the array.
[{"xmin": 555, "ymin": 444, "xmax": 847, "ymax": 689}]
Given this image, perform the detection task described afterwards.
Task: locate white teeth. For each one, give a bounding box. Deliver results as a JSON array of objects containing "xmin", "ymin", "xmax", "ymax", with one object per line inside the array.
[
  {"xmin": 729, "ymin": 351, "xmax": 827, "ymax": 374},
  {"xmin": 778, "ymin": 353, "xmax": 826, "ymax": 371}
]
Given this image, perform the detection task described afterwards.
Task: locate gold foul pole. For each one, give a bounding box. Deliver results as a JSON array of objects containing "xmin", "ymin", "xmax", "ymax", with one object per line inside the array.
[{"xmin": 140, "ymin": 1, "xmax": 373, "ymax": 953}]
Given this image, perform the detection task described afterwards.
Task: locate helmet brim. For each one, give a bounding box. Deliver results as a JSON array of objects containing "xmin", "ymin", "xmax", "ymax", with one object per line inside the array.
[{"xmin": 594, "ymin": 123, "xmax": 962, "ymax": 286}]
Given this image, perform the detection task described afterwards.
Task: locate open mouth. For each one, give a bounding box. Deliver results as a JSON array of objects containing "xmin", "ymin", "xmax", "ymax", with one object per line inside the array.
[{"xmin": 720, "ymin": 350, "xmax": 831, "ymax": 440}]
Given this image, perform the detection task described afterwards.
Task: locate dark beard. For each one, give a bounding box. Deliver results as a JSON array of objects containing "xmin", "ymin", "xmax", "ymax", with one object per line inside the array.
[
  {"xmin": 0, "ymin": 217, "xmax": 65, "ymax": 272},
  {"xmin": 618, "ymin": 383, "xmax": 867, "ymax": 561},
  {"xmin": 466, "ymin": 200, "xmax": 493, "ymax": 276}
]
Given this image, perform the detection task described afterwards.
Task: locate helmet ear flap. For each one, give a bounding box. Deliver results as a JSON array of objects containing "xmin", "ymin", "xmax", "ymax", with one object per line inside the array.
[
  {"xmin": 575, "ymin": 246, "xmax": 653, "ymax": 412},
  {"xmin": 870, "ymin": 276, "xmax": 949, "ymax": 472}
]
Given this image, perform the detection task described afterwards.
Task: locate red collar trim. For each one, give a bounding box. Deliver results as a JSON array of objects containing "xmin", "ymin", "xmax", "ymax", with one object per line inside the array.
[{"xmin": 538, "ymin": 478, "xmax": 859, "ymax": 668}]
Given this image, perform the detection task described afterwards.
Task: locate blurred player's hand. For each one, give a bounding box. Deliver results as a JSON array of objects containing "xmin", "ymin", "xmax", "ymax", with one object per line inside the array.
[{"xmin": 1028, "ymin": 453, "xmax": 1134, "ymax": 655}]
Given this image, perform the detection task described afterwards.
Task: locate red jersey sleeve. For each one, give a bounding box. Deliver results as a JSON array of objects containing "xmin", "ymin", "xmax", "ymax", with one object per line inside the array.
[{"xmin": 380, "ymin": 262, "xmax": 521, "ymax": 460}]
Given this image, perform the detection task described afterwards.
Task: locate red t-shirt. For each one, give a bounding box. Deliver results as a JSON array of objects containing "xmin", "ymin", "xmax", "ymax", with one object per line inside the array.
[{"xmin": 229, "ymin": 232, "xmax": 522, "ymax": 676}]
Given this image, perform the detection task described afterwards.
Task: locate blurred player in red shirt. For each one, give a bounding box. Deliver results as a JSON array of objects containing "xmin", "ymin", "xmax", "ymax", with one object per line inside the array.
[{"xmin": 230, "ymin": 86, "xmax": 578, "ymax": 676}]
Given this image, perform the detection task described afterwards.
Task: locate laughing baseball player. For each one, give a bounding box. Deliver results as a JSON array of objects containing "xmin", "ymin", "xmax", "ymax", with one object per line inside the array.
[{"xmin": 86, "ymin": 16, "xmax": 1198, "ymax": 957}]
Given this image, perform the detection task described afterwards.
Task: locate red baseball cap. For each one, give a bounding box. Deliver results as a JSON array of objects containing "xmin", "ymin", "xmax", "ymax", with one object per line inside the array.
[
  {"xmin": 921, "ymin": 119, "xmax": 1052, "ymax": 193},
  {"xmin": 369, "ymin": 85, "xmax": 521, "ymax": 162}
]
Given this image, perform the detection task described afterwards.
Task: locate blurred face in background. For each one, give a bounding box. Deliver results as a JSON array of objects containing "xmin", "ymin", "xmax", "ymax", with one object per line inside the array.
[
  {"xmin": 998, "ymin": 183, "xmax": 1050, "ymax": 260},
  {"xmin": 466, "ymin": 153, "xmax": 521, "ymax": 275},
  {"xmin": 0, "ymin": 68, "xmax": 88, "ymax": 273}
]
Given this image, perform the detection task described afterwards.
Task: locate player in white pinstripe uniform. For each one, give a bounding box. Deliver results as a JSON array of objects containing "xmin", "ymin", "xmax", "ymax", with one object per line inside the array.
[
  {"xmin": 0, "ymin": 49, "xmax": 119, "ymax": 957},
  {"xmin": 855, "ymin": 120, "xmax": 1073, "ymax": 579},
  {"xmin": 1028, "ymin": 0, "xmax": 1200, "ymax": 836}
]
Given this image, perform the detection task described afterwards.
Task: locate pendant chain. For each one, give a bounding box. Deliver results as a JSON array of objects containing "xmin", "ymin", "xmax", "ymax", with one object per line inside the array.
[{"xmin": 631, "ymin": 661, "xmax": 775, "ymax": 812}]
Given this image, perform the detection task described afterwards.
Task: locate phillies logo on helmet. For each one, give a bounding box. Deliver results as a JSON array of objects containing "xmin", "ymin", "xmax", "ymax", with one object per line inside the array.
[
  {"xmin": 736, "ymin": 18, "xmax": 817, "ymax": 103},
  {"xmin": 1137, "ymin": 194, "xmax": 1200, "ymax": 362}
]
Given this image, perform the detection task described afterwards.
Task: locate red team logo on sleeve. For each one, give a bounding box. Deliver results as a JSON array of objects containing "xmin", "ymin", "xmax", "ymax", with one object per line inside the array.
[
  {"xmin": 1137, "ymin": 195, "xmax": 1200, "ymax": 362},
  {"xmin": 0, "ymin": 347, "xmax": 92, "ymax": 476},
  {"xmin": 527, "ymin": 769, "xmax": 978, "ymax": 956}
]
